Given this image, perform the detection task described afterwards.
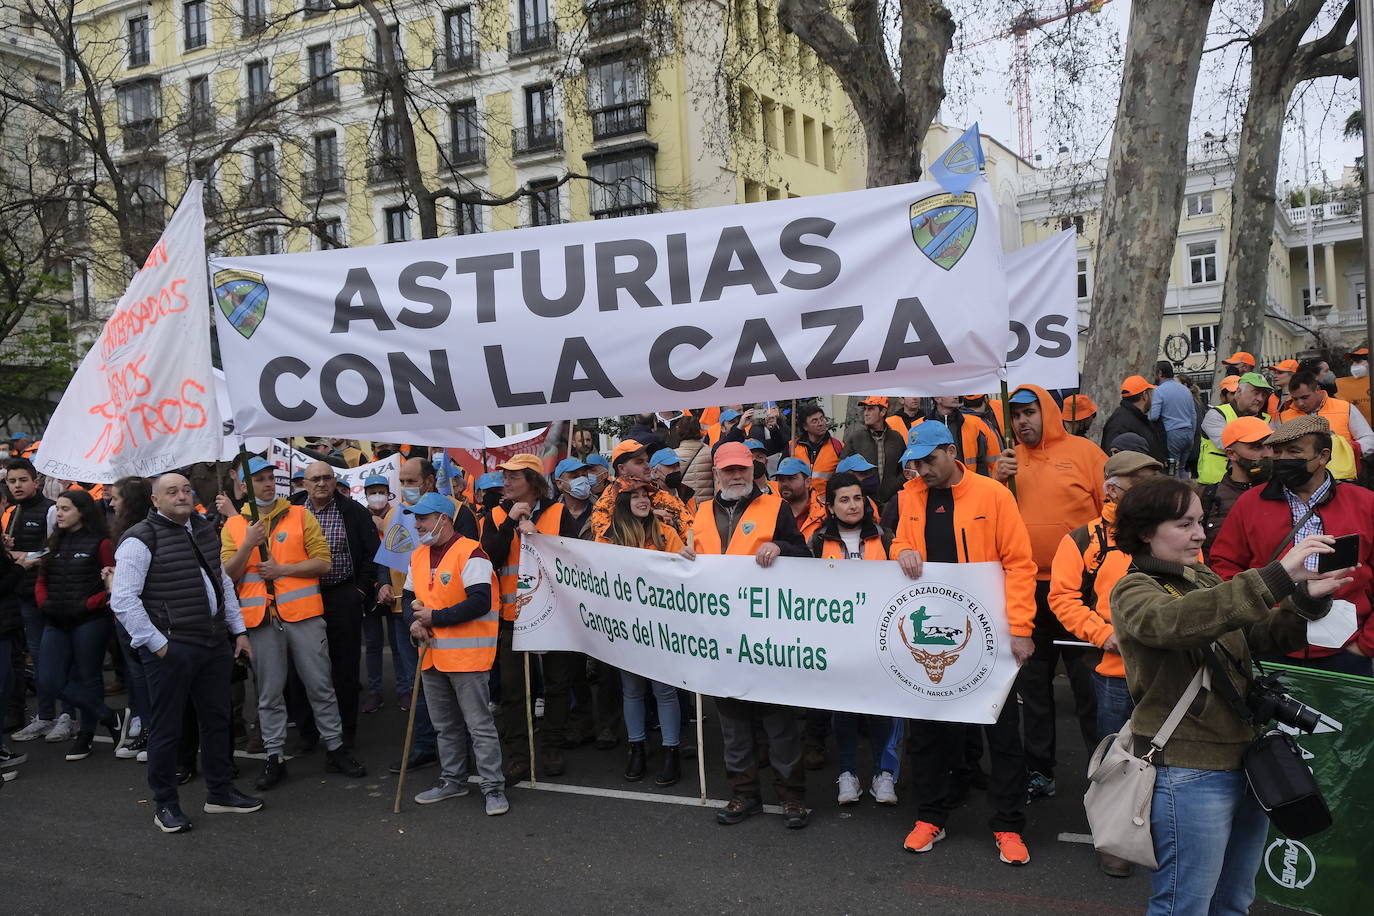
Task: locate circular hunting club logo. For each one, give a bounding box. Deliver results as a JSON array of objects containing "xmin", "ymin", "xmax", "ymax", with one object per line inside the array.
[
  {"xmin": 511, "ymin": 539, "xmax": 556, "ymax": 635},
  {"xmin": 875, "ymin": 580, "xmax": 998, "ymax": 701}
]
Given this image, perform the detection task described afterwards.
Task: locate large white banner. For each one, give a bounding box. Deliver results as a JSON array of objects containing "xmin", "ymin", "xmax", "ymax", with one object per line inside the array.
[
  {"xmin": 514, "ymin": 536, "xmax": 1017, "ymax": 723},
  {"xmin": 34, "ymin": 183, "xmax": 221, "ymax": 481},
  {"xmin": 265, "ymin": 440, "xmax": 400, "ymax": 504},
  {"xmin": 210, "ymin": 180, "xmax": 1011, "ymax": 436},
  {"xmin": 1005, "ymin": 230, "xmax": 1078, "ymax": 390}
]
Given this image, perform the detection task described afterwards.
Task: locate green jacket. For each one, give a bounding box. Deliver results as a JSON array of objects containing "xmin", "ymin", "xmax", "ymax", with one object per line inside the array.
[{"xmin": 1109, "ymin": 555, "xmax": 1328, "ymax": 770}]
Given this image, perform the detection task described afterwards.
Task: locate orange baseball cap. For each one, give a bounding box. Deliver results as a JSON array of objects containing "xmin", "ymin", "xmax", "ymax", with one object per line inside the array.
[
  {"xmin": 1347, "ymin": 347, "xmax": 1370, "ymax": 358},
  {"xmin": 1222, "ymin": 351, "xmax": 1256, "ymax": 367},
  {"xmin": 1219, "ymin": 376, "xmax": 1239, "ymax": 393},
  {"xmin": 610, "ymin": 440, "xmax": 646, "ymax": 466},
  {"xmin": 497, "ymin": 453, "xmax": 544, "ymax": 474},
  {"xmin": 1266, "ymin": 359, "xmax": 1299, "ymax": 373},
  {"xmin": 858, "ymin": 395, "xmax": 889, "ymax": 408},
  {"xmin": 1221, "ymin": 416, "xmax": 1274, "ymax": 449},
  {"xmin": 1062, "ymin": 394, "xmax": 1097, "ymax": 418},
  {"xmin": 1120, "ymin": 376, "xmax": 1156, "ymax": 397},
  {"xmin": 713, "ymin": 441, "xmax": 753, "ymax": 469}
]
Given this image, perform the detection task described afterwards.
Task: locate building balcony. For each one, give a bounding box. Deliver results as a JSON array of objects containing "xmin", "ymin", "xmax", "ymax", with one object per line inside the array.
[
  {"xmin": 509, "ymin": 22, "xmax": 558, "ymax": 58},
  {"xmin": 433, "ymin": 42, "xmax": 479, "ymax": 75},
  {"xmin": 240, "ymin": 14, "xmax": 268, "ymax": 38},
  {"xmin": 1286, "ymin": 200, "xmax": 1360, "ymax": 225},
  {"xmin": 512, "ymin": 121, "xmax": 563, "ymax": 156},
  {"xmin": 301, "ymin": 168, "xmax": 344, "ymax": 197},
  {"xmin": 367, "ymin": 157, "xmax": 407, "ymax": 186},
  {"xmin": 178, "ymin": 108, "xmax": 216, "ymax": 139},
  {"xmin": 592, "ymin": 202, "xmax": 658, "ymax": 220},
  {"xmin": 590, "ymin": 101, "xmax": 647, "ymax": 140},
  {"xmin": 236, "ymin": 92, "xmax": 278, "ymax": 125},
  {"xmin": 239, "ymin": 180, "xmax": 280, "ymax": 209},
  {"xmin": 120, "ymin": 118, "xmax": 161, "ymax": 148},
  {"xmin": 449, "ymin": 137, "xmax": 486, "ymax": 168},
  {"xmin": 302, "ymin": 0, "xmax": 329, "ymax": 17},
  {"xmin": 586, "ymin": 0, "xmax": 642, "ymax": 38},
  {"xmin": 297, "ymin": 76, "xmax": 339, "ymax": 109}
]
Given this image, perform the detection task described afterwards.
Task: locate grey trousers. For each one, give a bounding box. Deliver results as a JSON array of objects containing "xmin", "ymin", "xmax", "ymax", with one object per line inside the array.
[
  {"xmin": 716, "ymin": 698, "xmax": 805, "ymax": 804},
  {"xmin": 250, "ymin": 616, "xmax": 343, "ymax": 755},
  {"xmin": 422, "ymin": 667, "xmax": 505, "ymax": 794}
]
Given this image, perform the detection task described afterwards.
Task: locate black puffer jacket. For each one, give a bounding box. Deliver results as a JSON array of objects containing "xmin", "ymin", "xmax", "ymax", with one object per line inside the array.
[
  {"xmin": 0, "ymin": 549, "xmax": 23, "ymax": 639},
  {"xmin": 40, "ymin": 529, "xmax": 109, "ymax": 628}
]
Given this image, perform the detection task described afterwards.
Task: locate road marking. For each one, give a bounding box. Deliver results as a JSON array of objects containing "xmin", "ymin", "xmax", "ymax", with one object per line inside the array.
[
  {"xmin": 1058, "ymin": 832, "xmax": 1095, "ymax": 845},
  {"xmin": 489, "ymin": 776, "xmax": 785, "ymax": 814}
]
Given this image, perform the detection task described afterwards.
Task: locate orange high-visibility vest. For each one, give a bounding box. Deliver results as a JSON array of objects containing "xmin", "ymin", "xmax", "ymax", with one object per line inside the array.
[
  {"xmin": 885, "ymin": 415, "xmax": 910, "ymax": 438},
  {"xmin": 493, "ymin": 502, "xmax": 564, "ymax": 621},
  {"xmin": 692, "ymin": 495, "xmax": 780, "ymax": 556},
  {"xmin": 225, "ymin": 507, "xmax": 324, "ymax": 629},
  {"xmin": 793, "ymin": 437, "xmax": 842, "ymax": 499},
  {"xmin": 413, "ymin": 536, "xmax": 498, "ymax": 673},
  {"xmin": 1280, "ymin": 396, "xmax": 1355, "ymax": 446},
  {"xmin": 793, "ymin": 495, "xmax": 826, "ymax": 543},
  {"xmin": 820, "ymin": 534, "xmax": 888, "ymax": 560}
]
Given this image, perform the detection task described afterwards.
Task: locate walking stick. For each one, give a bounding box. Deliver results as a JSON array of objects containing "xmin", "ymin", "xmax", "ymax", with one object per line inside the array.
[
  {"xmin": 998, "ymin": 381, "xmax": 1017, "ymax": 500},
  {"xmin": 392, "ymin": 643, "xmax": 429, "ymax": 813},
  {"xmin": 524, "ymin": 652, "xmax": 537, "ymax": 787},
  {"xmin": 685, "ymin": 529, "xmax": 707, "ymax": 803},
  {"xmin": 236, "ymin": 445, "xmax": 282, "ymax": 630}
]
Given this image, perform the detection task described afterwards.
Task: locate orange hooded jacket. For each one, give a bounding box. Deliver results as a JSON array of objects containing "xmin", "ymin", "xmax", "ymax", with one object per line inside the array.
[
  {"xmin": 889, "ymin": 468, "xmax": 1038, "ymax": 637},
  {"xmin": 1009, "ymin": 385, "xmax": 1107, "ymax": 581},
  {"xmin": 1047, "ymin": 503, "xmax": 1129, "ymax": 677}
]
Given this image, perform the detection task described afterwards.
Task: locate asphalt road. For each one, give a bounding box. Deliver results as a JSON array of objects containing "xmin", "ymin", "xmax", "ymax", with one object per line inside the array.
[{"xmin": 2, "ymin": 673, "xmax": 1293, "ymax": 916}]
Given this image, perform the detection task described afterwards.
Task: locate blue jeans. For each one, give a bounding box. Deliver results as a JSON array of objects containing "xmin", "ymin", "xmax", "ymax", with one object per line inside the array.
[
  {"xmin": 394, "ymin": 594, "xmax": 436, "ymax": 754},
  {"xmin": 620, "ymin": 670, "xmax": 679, "ymax": 746},
  {"xmin": 1166, "ymin": 427, "xmax": 1193, "ymax": 472},
  {"xmin": 1149, "ymin": 766, "xmax": 1269, "ymax": 916},
  {"xmin": 115, "ymin": 621, "xmax": 150, "ymax": 724},
  {"xmin": 19, "ymin": 596, "xmax": 57, "ymax": 720},
  {"xmin": 834, "ymin": 712, "xmax": 904, "ymax": 777},
  {"xmin": 1092, "ymin": 671, "xmax": 1134, "ymax": 742},
  {"xmin": 37, "ymin": 616, "xmax": 114, "ymax": 734},
  {"xmin": 365, "ymin": 609, "xmax": 409, "ymax": 695}
]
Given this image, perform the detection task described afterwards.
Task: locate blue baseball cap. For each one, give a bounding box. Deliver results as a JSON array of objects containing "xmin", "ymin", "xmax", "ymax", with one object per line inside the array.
[
  {"xmin": 648, "ymin": 448, "xmax": 680, "ymax": 469},
  {"xmin": 363, "ymin": 474, "xmax": 389, "ymax": 488},
  {"xmin": 836, "ymin": 454, "xmax": 876, "ymax": 474},
  {"xmin": 240, "ymin": 455, "xmax": 273, "ymax": 480},
  {"xmin": 718, "ymin": 409, "xmax": 741, "ymax": 423},
  {"xmin": 1008, "ymin": 387, "xmax": 1038, "ymax": 405},
  {"xmin": 584, "ymin": 453, "xmax": 610, "ymax": 470},
  {"xmin": 10, "ymin": 431, "xmax": 30, "ymax": 440},
  {"xmin": 476, "ymin": 472, "xmax": 503, "ymax": 491},
  {"xmin": 554, "ymin": 457, "xmax": 588, "ymax": 478},
  {"xmin": 902, "ymin": 423, "xmax": 956, "ymax": 462},
  {"xmin": 291, "ymin": 468, "xmax": 306, "ymax": 481},
  {"xmin": 403, "ymin": 491, "xmax": 456, "ymax": 519},
  {"xmin": 744, "ymin": 438, "xmax": 766, "ymax": 452},
  {"xmin": 771, "ymin": 456, "xmax": 813, "ymax": 478}
]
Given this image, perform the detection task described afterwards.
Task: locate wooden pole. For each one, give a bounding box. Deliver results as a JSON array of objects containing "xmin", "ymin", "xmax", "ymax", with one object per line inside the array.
[
  {"xmin": 236, "ymin": 445, "xmax": 281, "ymax": 628},
  {"xmin": 524, "ymin": 652, "xmax": 537, "ymax": 787},
  {"xmin": 392, "ymin": 644, "xmax": 428, "ymax": 813},
  {"xmin": 999, "ymin": 381, "xmax": 1017, "ymax": 499},
  {"xmin": 684, "ymin": 528, "xmax": 706, "ymax": 803}
]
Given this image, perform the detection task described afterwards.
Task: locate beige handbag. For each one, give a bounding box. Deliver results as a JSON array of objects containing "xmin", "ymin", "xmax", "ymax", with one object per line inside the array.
[{"xmin": 1083, "ymin": 665, "xmax": 1209, "ymax": 869}]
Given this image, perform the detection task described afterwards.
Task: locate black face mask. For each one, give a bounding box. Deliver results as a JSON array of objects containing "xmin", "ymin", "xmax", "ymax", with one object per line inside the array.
[
  {"xmin": 664, "ymin": 471, "xmax": 684, "ymax": 490},
  {"xmin": 753, "ymin": 461, "xmax": 768, "ymax": 481},
  {"xmin": 481, "ymin": 490, "xmax": 502, "ymax": 509},
  {"xmin": 1272, "ymin": 457, "xmax": 1314, "ymax": 490},
  {"xmin": 1240, "ymin": 457, "xmax": 1273, "ymax": 482}
]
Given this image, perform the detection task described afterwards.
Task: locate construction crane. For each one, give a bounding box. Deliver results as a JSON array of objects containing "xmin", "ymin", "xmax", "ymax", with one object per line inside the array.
[{"xmin": 959, "ymin": 1, "xmax": 1111, "ymax": 159}]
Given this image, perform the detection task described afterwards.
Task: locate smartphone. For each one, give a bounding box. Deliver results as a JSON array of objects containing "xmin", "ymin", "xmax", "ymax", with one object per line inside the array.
[{"xmin": 1316, "ymin": 534, "xmax": 1360, "ymax": 573}]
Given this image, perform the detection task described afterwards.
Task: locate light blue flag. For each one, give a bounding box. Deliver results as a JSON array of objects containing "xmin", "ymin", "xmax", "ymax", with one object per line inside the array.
[
  {"xmin": 375, "ymin": 508, "xmax": 419, "ymax": 573},
  {"xmin": 929, "ymin": 123, "xmax": 985, "ymax": 196}
]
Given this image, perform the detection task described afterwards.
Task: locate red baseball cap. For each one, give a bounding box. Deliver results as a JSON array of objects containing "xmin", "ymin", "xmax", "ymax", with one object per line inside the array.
[{"xmin": 712, "ymin": 441, "xmax": 753, "ymax": 469}]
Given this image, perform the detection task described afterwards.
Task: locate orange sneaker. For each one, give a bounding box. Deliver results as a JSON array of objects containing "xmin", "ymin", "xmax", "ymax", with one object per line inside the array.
[
  {"xmin": 902, "ymin": 820, "xmax": 946, "ymax": 853},
  {"xmin": 994, "ymin": 831, "xmax": 1030, "ymax": 866}
]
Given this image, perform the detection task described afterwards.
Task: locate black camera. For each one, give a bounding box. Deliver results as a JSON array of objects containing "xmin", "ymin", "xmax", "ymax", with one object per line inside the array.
[{"xmin": 1247, "ymin": 674, "xmax": 1323, "ymax": 734}]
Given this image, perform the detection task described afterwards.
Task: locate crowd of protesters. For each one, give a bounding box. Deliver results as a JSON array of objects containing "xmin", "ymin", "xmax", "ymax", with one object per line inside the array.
[{"xmin": 3, "ymin": 348, "xmax": 1373, "ymax": 913}]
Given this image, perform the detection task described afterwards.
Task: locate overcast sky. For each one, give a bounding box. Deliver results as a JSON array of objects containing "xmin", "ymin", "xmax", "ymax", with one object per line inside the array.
[{"xmin": 936, "ymin": 0, "xmax": 1362, "ymax": 191}]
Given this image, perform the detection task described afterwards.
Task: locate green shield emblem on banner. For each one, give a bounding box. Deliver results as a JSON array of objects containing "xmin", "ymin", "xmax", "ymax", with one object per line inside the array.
[
  {"xmin": 213, "ymin": 268, "xmax": 269, "ymax": 339},
  {"xmin": 910, "ymin": 192, "xmax": 978, "ymax": 271}
]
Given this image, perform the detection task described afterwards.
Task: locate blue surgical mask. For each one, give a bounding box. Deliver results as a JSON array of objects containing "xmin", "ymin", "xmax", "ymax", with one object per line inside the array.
[
  {"xmin": 401, "ymin": 486, "xmax": 422, "ymax": 505},
  {"xmin": 254, "ymin": 496, "xmax": 275, "ymax": 508},
  {"xmin": 566, "ymin": 477, "xmax": 594, "ymax": 500},
  {"xmin": 417, "ymin": 530, "xmax": 438, "ymax": 546}
]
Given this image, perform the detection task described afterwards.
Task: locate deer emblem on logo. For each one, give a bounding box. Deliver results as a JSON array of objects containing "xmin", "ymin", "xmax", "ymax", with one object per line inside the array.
[
  {"xmin": 898, "ymin": 607, "xmax": 973, "ymax": 684},
  {"xmin": 513, "ymin": 567, "xmax": 544, "ymax": 611}
]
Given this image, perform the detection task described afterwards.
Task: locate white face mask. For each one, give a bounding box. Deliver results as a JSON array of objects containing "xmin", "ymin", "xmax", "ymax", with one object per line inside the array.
[
  {"xmin": 1352, "ymin": 363, "xmax": 1368, "ymax": 379},
  {"xmin": 366, "ymin": 493, "xmax": 389, "ymax": 510},
  {"xmin": 418, "ymin": 529, "xmax": 438, "ymax": 546}
]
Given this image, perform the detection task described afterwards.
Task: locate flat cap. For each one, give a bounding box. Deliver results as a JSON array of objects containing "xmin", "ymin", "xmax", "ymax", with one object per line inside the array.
[
  {"xmin": 1103, "ymin": 450, "xmax": 1163, "ymax": 478},
  {"xmin": 1266, "ymin": 413, "xmax": 1331, "ymax": 447}
]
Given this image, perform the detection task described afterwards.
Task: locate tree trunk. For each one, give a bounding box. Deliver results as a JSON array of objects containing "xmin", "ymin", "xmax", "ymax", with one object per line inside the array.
[
  {"xmin": 1216, "ymin": 52, "xmax": 1292, "ymax": 366},
  {"xmin": 1080, "ymin": 0, "xmax": 1215, "ymax": 415}
]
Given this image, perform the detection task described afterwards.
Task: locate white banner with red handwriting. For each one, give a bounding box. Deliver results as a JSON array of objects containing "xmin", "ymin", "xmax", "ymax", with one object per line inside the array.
[
  {"xmin": 514, "ymin": 535, "xmax": 1016, "ymax": 723},
  {"xmin": 34, "ymin": 183, "xmax": 220, "ymax": 482}
]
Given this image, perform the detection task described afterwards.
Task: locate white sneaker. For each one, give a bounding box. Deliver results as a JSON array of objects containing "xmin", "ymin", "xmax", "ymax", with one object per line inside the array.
[
  {"xmin": 45, "ymin": 713, "xmax": 76, "ymax": 743},
  {"xmin": 10, "ymin": 717, "xmax": 52, "ymax": 742},
  {"xmin": 136, "ymin": 748, "xmax": 148, "ymax": 763},
  {"xmin": 837, "ymin": 771, "xmax": 862, "ymax": 805},
  {"xmin": 871, "ymin": 771, "xmax": 898, "ymax": 805}
]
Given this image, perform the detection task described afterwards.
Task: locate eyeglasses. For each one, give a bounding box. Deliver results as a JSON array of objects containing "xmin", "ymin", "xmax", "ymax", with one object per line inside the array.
[{"xmin": 305, "ymin": 475, "xmax": 336, "ymax": 483}]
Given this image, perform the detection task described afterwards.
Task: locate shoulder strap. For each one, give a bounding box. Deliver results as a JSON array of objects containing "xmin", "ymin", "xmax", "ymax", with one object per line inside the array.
[
  {"xmin": 1266, "ymin": 500, "xmax": 1322, "ymax": 566},
  {"xmin": 183, "ymin": 525, "xmax": 225, "ymax": 614},
  {"xmin": 1147, "ymin": 664, "xmax": 1211, "ymax": 757}
]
